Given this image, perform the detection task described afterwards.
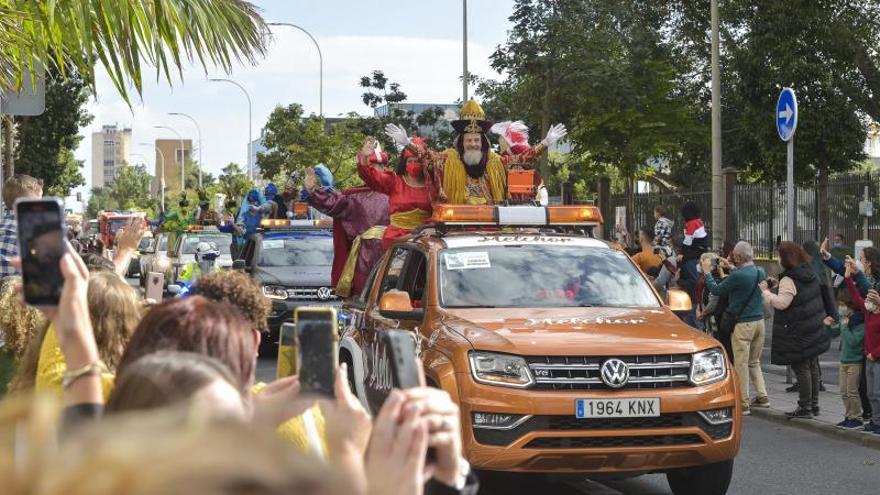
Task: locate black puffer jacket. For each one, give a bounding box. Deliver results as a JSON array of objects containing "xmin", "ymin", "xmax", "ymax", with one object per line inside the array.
[{"xmin": 770, "ymin": 264, "xmax": 831, "ymax": 365}]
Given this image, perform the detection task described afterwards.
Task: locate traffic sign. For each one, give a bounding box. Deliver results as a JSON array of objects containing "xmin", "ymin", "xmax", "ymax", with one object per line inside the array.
[{"xmin": 776, "ymin": 87, "xmax": 797, "ymax": 142}]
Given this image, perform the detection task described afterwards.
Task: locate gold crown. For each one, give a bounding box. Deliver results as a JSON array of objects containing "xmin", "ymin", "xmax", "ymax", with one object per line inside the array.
[{"xmin": 459, "ymin": 99, "xmax": 485, "ymax": 121}]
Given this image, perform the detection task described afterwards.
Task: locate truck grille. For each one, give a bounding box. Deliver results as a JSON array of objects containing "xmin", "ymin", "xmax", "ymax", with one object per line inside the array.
[
  {"xmin": 527, "ymin": 354, "xmax": 692, "ymax": 390},
  {"xmin": 473, "ymin": 412, "xmax": 731, "ymax": 447},
  {"xmin": 523, "ymin": 434, "xmax": 704, "ymax": 449},
  {"xmin": 282, "ymin": 286, "xmax": 338, "ymax": 301}
]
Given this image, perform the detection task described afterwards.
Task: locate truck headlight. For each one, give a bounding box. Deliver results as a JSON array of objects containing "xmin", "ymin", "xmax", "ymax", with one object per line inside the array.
[
  {"xmin": 690, "ymin": 348, "xmax": 727, "ymax": 385},
  {"xmin": 262, "ymin": 285, "xmax": 288, "ymax": 300},
  {"xmin": 469, "ymin": 351, "xmax": 534, "ymax": 388}
]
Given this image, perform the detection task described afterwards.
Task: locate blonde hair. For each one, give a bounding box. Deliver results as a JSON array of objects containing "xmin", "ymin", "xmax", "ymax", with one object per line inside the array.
[
  {"xmin": 0, "ymin": 277, "xmax": 46, "ymax": 360},
  {"xmin": 0, "ymin": 396, "xmax": 347, "ymax": 495},
  {"xmin": 8, "ymin": 272, "xmax": 141, "ymax": 394},
  {"xmin": 87, "ymin": 271, "xmax": 142, "ymax": 370},
  {"xmin": 2, "ymin": 174, "xmax": 43, "ymax": 209}
]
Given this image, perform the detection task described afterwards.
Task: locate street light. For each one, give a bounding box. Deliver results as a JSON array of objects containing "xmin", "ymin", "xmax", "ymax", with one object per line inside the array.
[
  {"xmin": 267, "ymin": 22, "xmax": 323, "ymax": 117},
  {"xmin": 208, "ymin": 78, "xmax": 253, "ymax": 180},
  {"xmin": 139, "ymin": 142, "xmax": 166, "ymax": 211},
  {"xmin": 154, "ymin": 125, "xmax": 185, "ymax": 191},
  {"xmin": 168, "ymin": 112, "xmax": 203, "ymax": 188},
  {"xmin": 462, "ymin": 0, "xmax": 468, "ymax": 102}
]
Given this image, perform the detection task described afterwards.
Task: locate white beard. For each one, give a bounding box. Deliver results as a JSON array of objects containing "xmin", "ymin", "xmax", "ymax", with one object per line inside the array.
[{"xmin": 463, "ymin": 149, "xmax": 483, "ymax": 167}]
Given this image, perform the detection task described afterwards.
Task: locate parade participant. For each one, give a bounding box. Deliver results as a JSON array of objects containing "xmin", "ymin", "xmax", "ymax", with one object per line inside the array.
[
  {"xmin": 264, "ymin": 183, "xmax": 288, "ymax": 219},
  {"xmin": 178, "ymin": 241, "xmax": 220, "ymax": 286},
  {"xmin": 385, "ymin": 99, "xmax": 567, "ymax": 205},
  {"xmin": 234, "ymin": 188, "xmax": 272, "ymax": 251},
  {"xmin": 305, "ymin": 163, "xmax": 390, "ymax": 297},
  {"xmin": 357, "ymin": 137, "xmax": 431, "ymax": 251},
  {"xmin": 491, "ymin": 120, "xmax": 550, "ymax": 204}
]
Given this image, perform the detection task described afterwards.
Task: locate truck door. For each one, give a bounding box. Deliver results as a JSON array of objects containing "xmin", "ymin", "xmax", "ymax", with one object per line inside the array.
[{"xmin": 362, "ymin": 246, "xmax": 428, "ymax": 413}]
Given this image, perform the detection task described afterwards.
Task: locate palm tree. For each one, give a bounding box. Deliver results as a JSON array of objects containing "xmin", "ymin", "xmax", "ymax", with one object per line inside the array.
[{"xmin": 0, "ymin": 0, "xmax": 267, "ymax": 102}]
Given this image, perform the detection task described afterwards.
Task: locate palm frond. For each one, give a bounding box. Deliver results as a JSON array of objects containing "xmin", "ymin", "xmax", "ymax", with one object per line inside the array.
[{"xmin": 0, "ymin": 0, "xmax": 267, "ymax": 103}]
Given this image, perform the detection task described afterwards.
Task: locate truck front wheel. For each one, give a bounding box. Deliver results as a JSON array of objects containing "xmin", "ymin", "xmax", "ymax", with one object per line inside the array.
[{"xmin": 666, "ymin": 459, "xmax": 733, "ymax": 495}]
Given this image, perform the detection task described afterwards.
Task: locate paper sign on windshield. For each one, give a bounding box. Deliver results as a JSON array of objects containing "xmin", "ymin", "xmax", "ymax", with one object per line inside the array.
[
  {"xmin": 262, "ymin": 240, "xmax": 284, "ymax": 250},
  {"xmin": 445, "ymin": 251, "xmax": 491, "ymax": 270}
]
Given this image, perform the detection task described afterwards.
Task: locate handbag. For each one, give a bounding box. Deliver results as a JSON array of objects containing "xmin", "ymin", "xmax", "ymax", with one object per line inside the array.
[{"xmin": 718, "ymin": 272, "xmax": 762, "ymax": 338}]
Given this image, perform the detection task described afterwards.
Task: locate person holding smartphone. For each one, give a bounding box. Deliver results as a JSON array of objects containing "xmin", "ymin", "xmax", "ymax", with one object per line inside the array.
[{"xmin": 0, "ymin": 174, "xmax": 44, "ymax": 279}]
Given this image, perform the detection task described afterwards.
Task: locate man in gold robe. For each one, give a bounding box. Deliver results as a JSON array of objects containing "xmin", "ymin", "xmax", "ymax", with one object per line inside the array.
[{"xmin": 385, "ymin": 99, "xmax": 567, "ymax": 205}]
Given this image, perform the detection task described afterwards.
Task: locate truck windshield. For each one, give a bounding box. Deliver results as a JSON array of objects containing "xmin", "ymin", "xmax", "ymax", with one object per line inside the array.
[
  {"xmin": 182, "ymin": 235, "xmax": 232, "ymax": 254},
  {"xmin": 439, "ymin": 245, "xmax": 660, "ymax": 308},
  {"xmin": 259, "ymin": 236, "xmax": 333, "ymax": 267}
]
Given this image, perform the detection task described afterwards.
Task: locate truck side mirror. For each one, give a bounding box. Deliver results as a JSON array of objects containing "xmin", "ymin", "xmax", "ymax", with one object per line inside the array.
[
  {"xmin": 379, "ymin": 290, "xmax": 424, "ymax": 321},
  {"xmin": 666, "ymin": 289, "xmax": 693, "ymax": 313}
]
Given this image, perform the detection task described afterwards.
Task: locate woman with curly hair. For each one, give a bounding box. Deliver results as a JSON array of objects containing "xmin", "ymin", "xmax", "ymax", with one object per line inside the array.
[{"xmin": 0, "ymin": 277, "xmax": 47, "ymax": 395}]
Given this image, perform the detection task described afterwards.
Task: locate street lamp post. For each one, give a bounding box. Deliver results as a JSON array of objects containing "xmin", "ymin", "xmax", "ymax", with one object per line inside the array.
[
  {"xmin": 268, "ymin": 22, "xmax": 323, "ymax": 117},
  {"xmin": 209, "ymin": 78, "xmax": 253, "ymax": 180},
  {"xmin": 462, "ymin": 0, "xmax": 468, "ymax": 102},
  {"xmin": 154, "ymin": 125, "xmax": 185, "ymax": 191},
  {"xmin": 710, "ymin": 0, "xmax": 724, "ymax": 249},
  {"xmin": 168, "ymin": 112, "xmax": 203, "ymax": 188},
  {"xmin": 139, "ymin": 142, "xmax": 166, "ymax": 211}
]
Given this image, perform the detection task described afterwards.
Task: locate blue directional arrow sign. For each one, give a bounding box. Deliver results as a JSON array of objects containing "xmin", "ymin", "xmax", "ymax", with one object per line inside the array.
[{"xmin": 776, "ymin": 88, "xmax": 798, "ymax": 142}]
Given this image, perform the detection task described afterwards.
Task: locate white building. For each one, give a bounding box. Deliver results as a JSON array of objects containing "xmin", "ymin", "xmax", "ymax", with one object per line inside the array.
[{"xmin": 90, "ymin": 124, "xmax": 131, "ymax": 188}]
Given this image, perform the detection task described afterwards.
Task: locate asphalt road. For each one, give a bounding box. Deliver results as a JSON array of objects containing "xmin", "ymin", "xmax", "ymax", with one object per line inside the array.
[{"xmin": 254, "ymin": 355, "xmax": 880, "ymax": 495}]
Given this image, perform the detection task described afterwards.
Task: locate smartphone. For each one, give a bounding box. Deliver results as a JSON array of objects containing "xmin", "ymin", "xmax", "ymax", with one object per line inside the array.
[
  {"xmin": 295, "ymin": 307, "xmax": 338, "ymax": 397},
  {"xmin": 16, "ymin": 198, "xmax": 66, "ymax": 307},
  {"xmin": 383, "ymin": 330, "xmax": 421, "ymax": 389}
]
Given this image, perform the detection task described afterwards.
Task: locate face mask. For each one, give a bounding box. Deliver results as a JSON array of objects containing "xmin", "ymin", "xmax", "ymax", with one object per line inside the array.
[
  {"xmin": 866, "ymin": 300, "xmax": 878, "ymax": 314},
  {"xmin": 838, "ymin": 305, "xmax": 852, "ymax": 318},
  {"xmin": 406, "ymin": 161, "xmax": 423, "ymax": 179},
  {"xmin": 832, "ymin": 241, "xmax": 843, "ymax": 248}
]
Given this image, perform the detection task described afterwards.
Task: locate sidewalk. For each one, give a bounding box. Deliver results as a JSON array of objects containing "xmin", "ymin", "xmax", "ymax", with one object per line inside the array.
[{"xmin": 751, "ymin": 364, "xmax": 880, "ymax": 450}]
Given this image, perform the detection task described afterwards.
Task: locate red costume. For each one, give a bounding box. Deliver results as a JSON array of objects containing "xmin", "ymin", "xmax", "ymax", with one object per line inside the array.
[{"xmin": 357, "ymin": 147, "xmax": 432, "ymax": 251}]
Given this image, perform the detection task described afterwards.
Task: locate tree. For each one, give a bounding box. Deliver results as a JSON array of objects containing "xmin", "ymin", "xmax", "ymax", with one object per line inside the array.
[
  {"xmin": 12, "ymin": 72, "xmax": 93, "ymax": 196},
  {"xmin": 356, "ymin": 70, "xmax": 453, "ymax": 150},
  {"xmin": 216, "ymin": 162, "xmax": 253, "ymax": 203},
  {"xmin": 1, "ymin": 0, "xmax": 267, "ymax": 103},
  {"xmin": 257, "ymin": 104, "xmax": 365, "ymax": 189},
  {"xmin": 478, "ymin": 0, "xmax": 704, "ymax": 202}
]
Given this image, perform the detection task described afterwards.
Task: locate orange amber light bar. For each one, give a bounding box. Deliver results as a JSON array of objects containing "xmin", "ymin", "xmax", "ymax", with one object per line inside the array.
[
  {"xmin": 432, "ymin": 205, "xmax": 497, "ymax": 224},
  {"xmin": 547, "ymin": 206, "xmax": 604, "ymax": 224}
]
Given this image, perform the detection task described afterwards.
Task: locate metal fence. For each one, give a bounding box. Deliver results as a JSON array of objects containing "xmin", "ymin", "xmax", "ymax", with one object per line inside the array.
[{"xmin": 609, "ymin": 173, "xmax": 880, "ymax": 259}]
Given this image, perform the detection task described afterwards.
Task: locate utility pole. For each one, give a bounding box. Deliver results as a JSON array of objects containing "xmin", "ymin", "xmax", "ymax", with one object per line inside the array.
[
  {"xmin": 710, "ymin": 0, "xmax": 724, "ymax": 249},
  {"xmin": 462, "ymin": 0, "xmax": 469, "ymax": 102}
]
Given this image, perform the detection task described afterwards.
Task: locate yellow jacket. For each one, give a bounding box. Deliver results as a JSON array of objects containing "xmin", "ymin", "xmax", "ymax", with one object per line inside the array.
[
  {"xmin": 37, "ymin": 327, "xmax": 328, "ymax": 458},
  {"xmin": 251, "ymin": 382, "xmax": 329, "ymax": 458},
  {"xmin": 36, "ymin": 325, "xmax": 115, "ymax": 400}
]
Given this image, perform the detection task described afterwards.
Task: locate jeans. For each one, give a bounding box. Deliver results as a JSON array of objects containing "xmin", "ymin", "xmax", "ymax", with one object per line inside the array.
[
  {"xmin": 840, "ymin": 363, "xmax": 863, "ymax": 420},
  {"xmin": 732, "ymin": 320, "xmax": 768, "ymax": 407},
  {"xmin": 792, "ymin": 357, "xmax": 820, "ymax": 410},
  {"xmin": 867, "ymin": 360, "xmax": 880, "ymax": 427}
]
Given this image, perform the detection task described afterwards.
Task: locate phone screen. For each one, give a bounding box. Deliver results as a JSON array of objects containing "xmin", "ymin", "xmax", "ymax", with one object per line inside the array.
[
  {"xmin": 296, "ymin": 308, "xmax": 338, "ymax": 397},
  {"xmin": 16, "ymin": 199, "xmax": 65, "ymax": 306},
  {"xmin": 384, "ymin": 330, "xmax": 420, "ymax": 389}
]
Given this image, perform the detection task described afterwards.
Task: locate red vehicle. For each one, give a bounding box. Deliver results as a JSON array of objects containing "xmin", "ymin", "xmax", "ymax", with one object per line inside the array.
[{"xmin": 98, "ymin": 211, "xmax": 145, "ymax": 247}]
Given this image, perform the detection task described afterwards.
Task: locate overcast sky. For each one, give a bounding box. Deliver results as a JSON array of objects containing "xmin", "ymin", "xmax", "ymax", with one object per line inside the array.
[{"xmin": 72, "ymin": 0, "xmax": 515, "ymax": 205}]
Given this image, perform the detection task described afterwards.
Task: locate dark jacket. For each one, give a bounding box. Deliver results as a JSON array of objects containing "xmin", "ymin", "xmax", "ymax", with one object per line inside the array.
[{"xmin": 771, "ymin": 264, "xmax": 831, "ymax": 365}]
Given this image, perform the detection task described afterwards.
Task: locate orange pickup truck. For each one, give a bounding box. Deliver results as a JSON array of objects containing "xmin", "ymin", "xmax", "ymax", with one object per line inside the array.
[{"xmin": 339, "ymin": 205, "xmax": 740, "ymax": 495}]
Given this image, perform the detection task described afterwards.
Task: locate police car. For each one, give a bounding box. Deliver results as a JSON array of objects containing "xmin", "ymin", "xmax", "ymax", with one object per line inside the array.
[{"xmin": 235, "ymin": 219, "xmax": 338, "ymax": 352}]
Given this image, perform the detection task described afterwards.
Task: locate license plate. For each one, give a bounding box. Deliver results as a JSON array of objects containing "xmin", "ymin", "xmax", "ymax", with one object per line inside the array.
[{"xmin": 576, "ymin": 398, "xmax": 660, "ymax": 418}]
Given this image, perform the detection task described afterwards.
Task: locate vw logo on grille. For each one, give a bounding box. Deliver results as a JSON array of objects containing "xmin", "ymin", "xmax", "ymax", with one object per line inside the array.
[
  {"xmin": 600, "ymin": 358, "xmax": 630, "ymax": 388},
  {"xmin": 316, "ymin": 287, "xmax": 333, "ymax": 300}
]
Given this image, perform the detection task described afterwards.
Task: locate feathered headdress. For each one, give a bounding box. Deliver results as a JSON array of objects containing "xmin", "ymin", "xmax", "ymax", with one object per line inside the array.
[{"xmin": 491, "ymin": 120, "xmax": 531, "ymax": 155}]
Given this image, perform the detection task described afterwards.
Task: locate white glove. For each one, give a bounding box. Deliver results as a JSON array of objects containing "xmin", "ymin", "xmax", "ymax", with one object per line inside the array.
[
  {"xmin": 384, "ymin": 123, "xmax": 410, "ymax": 148},
  {"xmin": 542, "ymin": 123, "xmax": 568, "ymax": 147}
]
